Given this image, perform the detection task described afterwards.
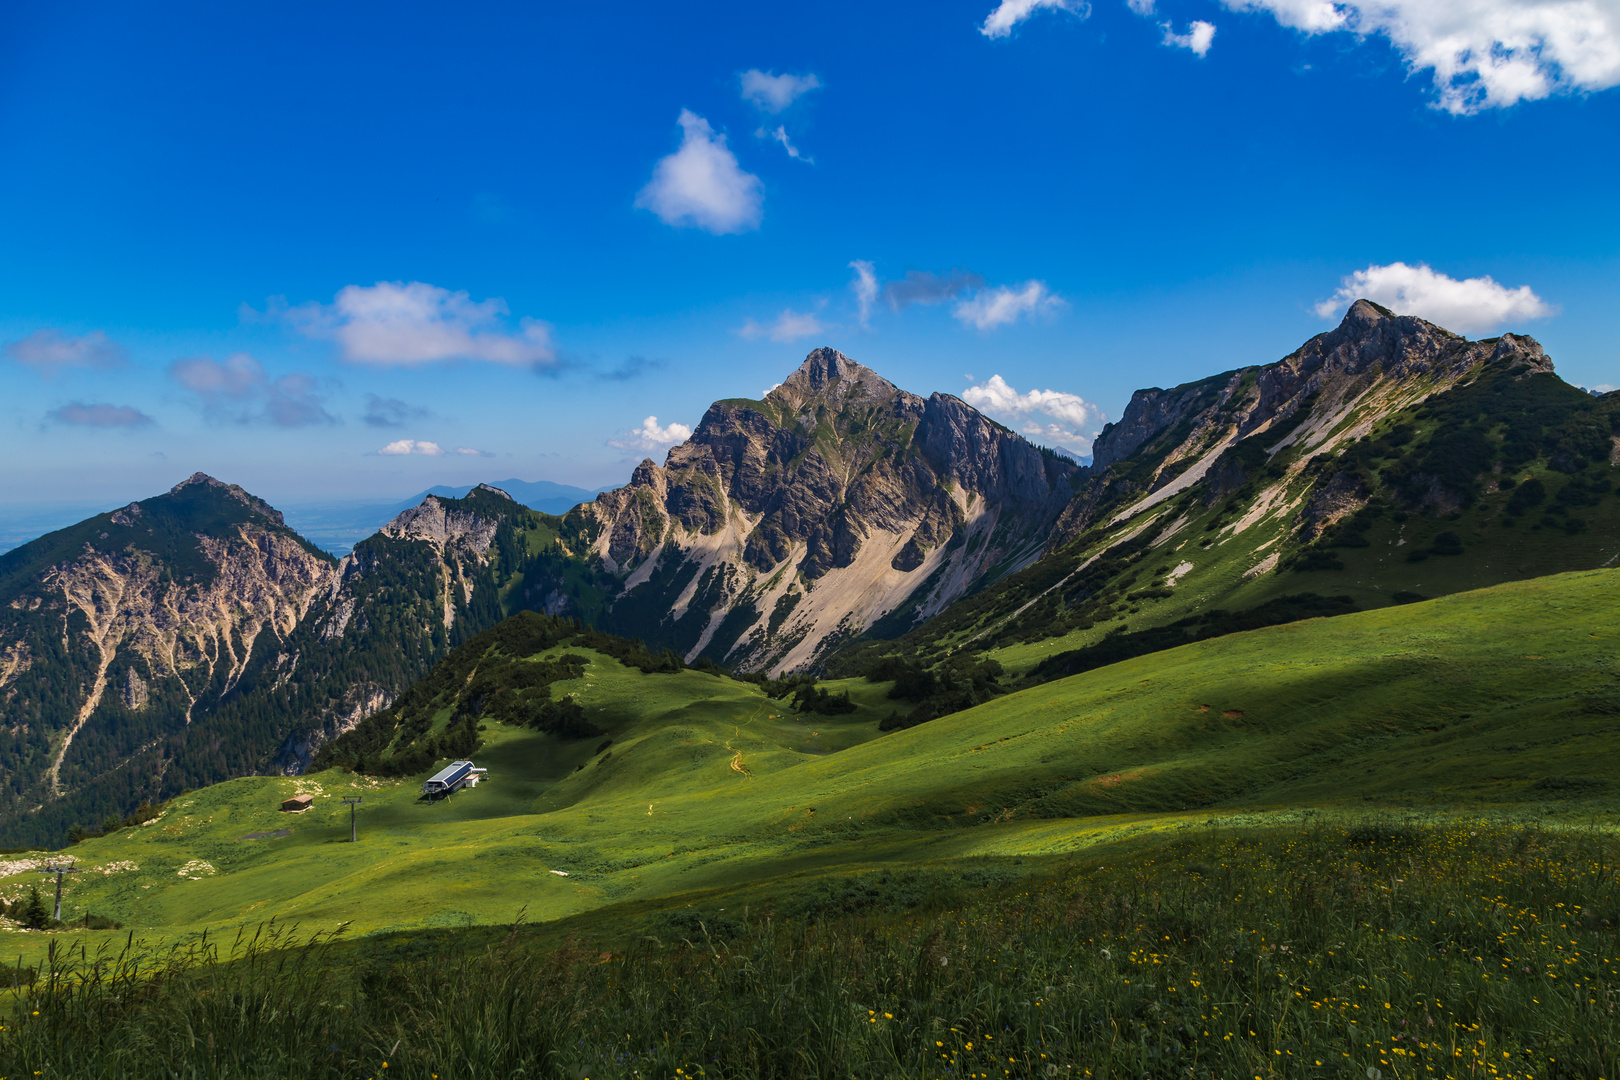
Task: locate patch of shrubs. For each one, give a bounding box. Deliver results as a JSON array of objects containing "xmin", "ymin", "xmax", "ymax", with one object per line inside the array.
[
  {"xmin": 67, "ymin": 800, "xmax": 167, "ymax": 845},
  {"xmin": 873, "ymin": 655, "xmax": 1006, "ymax": 731}
]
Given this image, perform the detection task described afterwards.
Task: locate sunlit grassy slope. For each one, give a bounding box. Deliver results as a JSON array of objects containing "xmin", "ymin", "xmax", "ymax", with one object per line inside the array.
[{"xmin": 4, "ymin": 568, "xmax": 1615, "ymax": 962}]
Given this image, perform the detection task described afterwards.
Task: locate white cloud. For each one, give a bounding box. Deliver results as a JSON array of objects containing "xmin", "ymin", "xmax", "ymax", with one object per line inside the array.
[
  {"xmin": 849, "ymin": 261, "xmax": 879, "ymax": 326},
  {"xmin": 762, "ymin": 382, "xmax": 783, "ymax": 398},
  {"xmin": 168, "ymin": 352, "xmax": 336, "ymax": 427},
  {"xmin": 378, "ymin": 439, "xmax": 445, "ymax": 456},
  {"xmin": 952, "ymin": 281, "xmax": 1065, "ymax": 329},
  {"xmin": 980, "ymin": 0, "xmax": 1090, "ymax": 38},
  {"xmin": 1221, "ymin": 0, "xmax": 1620, "ymax": 112},
  {"xmin": 739, "ymin": 70, "xmax": 822, "ymax": 112},
  {"xmin": 1126, "ymin": 0, "xmax": 1156, "ymax": 13},
  {"xmin": 635, "ymin": 110, "xmax": 764, "ymax": 235},
  {"xmin": 962, "ymin": 374, "xmax": 1106, "ymax": 451},
  {"xmin": 758, "ymin": 124, "xmax": 814, "ymax": 163},
  {"xmin": 1162, "ymin": 19, "xmax": 1217, "ymax": 54},
  {"xmin": 737, "ymin": 309, "xmax": 826, "ymax": 342},
  {"xmin": 453, "ymin": 446, "xmax": 494, "ymax": 457},
  {"xmin": 1314, "ymin": 262, "xmax": 1555, "ymax": 334},
  {"xmin": 608, "ymin": 416, "xmax": 693, "ymax": 453},
  {"xmin": 5, "ymin": 329, "xmax": 127, "ymax": 375},
  {"xmin": 281, "ymin": 281, "xmax": 554, "ymax": 368}
]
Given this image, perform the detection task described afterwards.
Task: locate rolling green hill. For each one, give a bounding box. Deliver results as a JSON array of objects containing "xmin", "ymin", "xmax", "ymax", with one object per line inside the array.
[{"xmin": 3, "ymin": 566, "xmax": 1613, "ymax": 964}]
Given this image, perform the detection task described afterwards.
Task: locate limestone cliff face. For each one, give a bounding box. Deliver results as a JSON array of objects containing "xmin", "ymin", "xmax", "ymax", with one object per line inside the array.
[
  {"xmin": 578, "ymin": 348, "xmax": 1078, "ymax": 673},
  {"xmin": 1051, "ymin": 300, "xmax": 1555, "ymax": 546},
  {"xmin": 0, "ymin": 474, "xmax": 337, "ymax": 808}
]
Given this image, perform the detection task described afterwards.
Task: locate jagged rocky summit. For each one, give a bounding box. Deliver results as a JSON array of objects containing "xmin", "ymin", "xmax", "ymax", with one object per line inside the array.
[
  {"xmin": 1050, "ymin": 299, "xmax": 1556, "ymax": 546},
  {"xmin": 573, "ymin": 348, "xmax": 1079, "ymax": 673}
]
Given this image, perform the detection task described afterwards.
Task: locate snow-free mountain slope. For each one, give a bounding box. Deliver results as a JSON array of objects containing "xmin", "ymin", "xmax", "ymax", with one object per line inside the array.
[
  {"xmin": 574, "ymin": 348, "xmax": 1079, "ymax": 673},
  {"xmin": 828, "ymin": 301, "xmax": 1617, "ymax": 683}
]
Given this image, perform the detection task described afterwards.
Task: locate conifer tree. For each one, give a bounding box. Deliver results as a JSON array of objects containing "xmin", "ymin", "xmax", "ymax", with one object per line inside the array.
[{"xmin": 21, "ymin": 885, "xmax": 50, "ymax": 930}]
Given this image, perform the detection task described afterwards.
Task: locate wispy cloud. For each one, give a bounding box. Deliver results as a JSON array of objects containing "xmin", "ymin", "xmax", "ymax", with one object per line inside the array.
[
  {"xmin": 378, "ymin": 439, "xmax": 444, "ymax": 456},
  {"xmin": 848, "ymin": 266, "xmax": 1060, "ymax": 331},
  {"xmin": 608, "ymin": 416, "xmax": 693, "ymax": 453},
  {"xmin": 363, "ymin": 394, "xmax": 430, "ymax": 428},
  {"xmin": 272, "ymin": 282, "xmax": 555, "ymax": 368},
  {"xmin": 980, "ymin": 0, "xmax": 1090, "ymax": 38},
  {"xmin": 739, "ymin": 70, "xmax": 822, "ymax": 112},
  {"xmin": 962, "ymin": 374, "xmax": 1105, "ymax": 452},
  {"xmin": 169, "ymin": 353, "xmax": 337, "ymax": 427},
  {"xmin": 454, "ymin": 446, "xmax": 494, "ymax": 457},
  {"xmin": 47, "ymin": 402, "xmax": 154, "ymax": 428},
  {"xmin": 635, "ymin": 110, "xmax": 764, "ymax": 235},
  {"xmin": 758, "ymin": 124, "xmax": 814, "ymax": 163},
  {"xmin": 1162, "ymin": 19, "xmax": 1216, "ymax": 55},
  {"xmin": 5, "ymin": 330, "xmax": 127, "ymax": 376},
  {"xmin": 737, "ymin": 309, "xmax": 826, "ymax": 343},
  {"xmin": 953, "ymin": 281, "xmax": 1065, "ymax": 329},
  {"xmin": 849, "ymin": 261, "xmax": 879, "ymax": 327},
  {"xmin": 1314, "ymin": 262, "xmax": 1555, "ymax": 334},
  {"xmin": 1221, "ymin": 0, "xmax": 1620, "ymax": 112}
]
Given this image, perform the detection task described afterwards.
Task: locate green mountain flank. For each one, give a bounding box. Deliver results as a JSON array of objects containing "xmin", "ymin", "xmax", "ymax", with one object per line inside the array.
[
  {"xmin": 828, "ymin": 300, "xmax": 1620, "ymax": 694},
  {"xmin": 3, "ymin": 566, "xmax": 1612, "ymax": 959}
]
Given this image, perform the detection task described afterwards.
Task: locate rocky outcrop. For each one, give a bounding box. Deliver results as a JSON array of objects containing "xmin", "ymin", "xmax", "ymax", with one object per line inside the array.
[
  {"xmin": 578, "ymin": 348, "xmax": 1078, "ymax": 673},
  {"xmin": 0, "ymin": 474, "xmax": 339, "ymax": 802},
  {"xmin": 1051, "ymin": 300, "xmax": 1555, "ymax": 547},
  {"xmin": 380, "ymin": 493, "xmax": 502, "ymax": 554},
  {"xmin": 270, "ymin": 681, "xmax": 394, "ymax": 775}
]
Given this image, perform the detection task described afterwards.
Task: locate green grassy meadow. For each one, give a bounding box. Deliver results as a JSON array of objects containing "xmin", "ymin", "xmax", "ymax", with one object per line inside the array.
[{"xmin": 2, "ymin": 567, "xmax": 1615, "ymax": 973}]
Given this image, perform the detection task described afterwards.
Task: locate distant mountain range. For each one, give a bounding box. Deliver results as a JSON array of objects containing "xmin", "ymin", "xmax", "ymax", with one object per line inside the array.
[
  {"xmin": 2, "ymin": 306, "xmax": 1616, "ymax": 847},
  {"xmin": 280, "ymin": 478, "xmax": 613, "ymax": 556},
  {"xmin": 0, "ymin": 480, "xmax": 616, "ymax": 559}
]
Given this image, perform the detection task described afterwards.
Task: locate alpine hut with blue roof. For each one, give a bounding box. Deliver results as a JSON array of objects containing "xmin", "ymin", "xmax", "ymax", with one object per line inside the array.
[{"xmin": 421, "ymin": 760, "xmax": 487, "ymax": 800}]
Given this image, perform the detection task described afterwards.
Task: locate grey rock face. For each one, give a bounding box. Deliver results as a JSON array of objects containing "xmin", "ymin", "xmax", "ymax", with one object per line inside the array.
[
  {"xmin": 579, "ymin": 348, "xmax": 1079, "ymax": 672},
  {"xmin": 1055, "ymin": 299, "xmax": 1555, "ymax": 547}
]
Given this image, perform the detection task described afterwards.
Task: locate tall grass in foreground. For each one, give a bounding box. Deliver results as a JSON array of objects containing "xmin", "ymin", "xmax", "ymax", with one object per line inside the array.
[{"xmin": 3, "ymin": 820, "xmax": 1618, "ymax": 1079}]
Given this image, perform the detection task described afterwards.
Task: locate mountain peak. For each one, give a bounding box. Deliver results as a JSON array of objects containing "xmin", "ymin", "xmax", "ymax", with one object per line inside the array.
[
  {"xmin": 166, "ymin": 472, "xmax": 284, "ymax": 525},
  {"xmin": 1342, "ymin": 298, "xmax": 1397, "ymax": 328},
  {"xmin": 170, "ymin": 471, "xmax": 228, "ymax": 494},
  {"xmin": 473, "ymin": 483, "xmax": 514, "ymax": 501},
  {"xmin": 793, "ymin": 347, "xmax": 858, "ymax": 388},
  {"xmin": 772, "ymin": 347, "xmax": 906, "ymax": 410}
]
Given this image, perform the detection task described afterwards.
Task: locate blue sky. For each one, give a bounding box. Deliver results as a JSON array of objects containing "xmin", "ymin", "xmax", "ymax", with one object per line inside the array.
[{"xmin": 2, "ymin": 0, "xmax": 1617, "ymax": 508}]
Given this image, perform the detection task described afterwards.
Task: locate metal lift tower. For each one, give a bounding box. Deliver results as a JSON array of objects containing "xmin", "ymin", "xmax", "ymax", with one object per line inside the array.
[
  {"xmin": 41, "ymin": 860, "xmax": 81, "ymax": 922},
  {"xmin": 342, "ymin": 796, "xmax": 363, "ymax": 842}
]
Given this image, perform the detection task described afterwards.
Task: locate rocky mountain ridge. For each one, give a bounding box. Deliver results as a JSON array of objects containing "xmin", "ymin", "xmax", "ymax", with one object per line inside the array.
[
  {"xmin": 1053, "ymin": 300, "xmax": 1555, "ymax": 546},
  {"xmin": 828, "ymin": 300, "xmax": 1614, "ymax": 684},
  {"xmin": 0, "ymin": 478, "xmax": 548, "ymax": 846},
  {"xmin": 7, "ymin": 305, "xmax": 1612, "ymax": 844},
  {"xmin": 572, "ymin": 348, "xmax": 1079, "ymax": 673}
]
